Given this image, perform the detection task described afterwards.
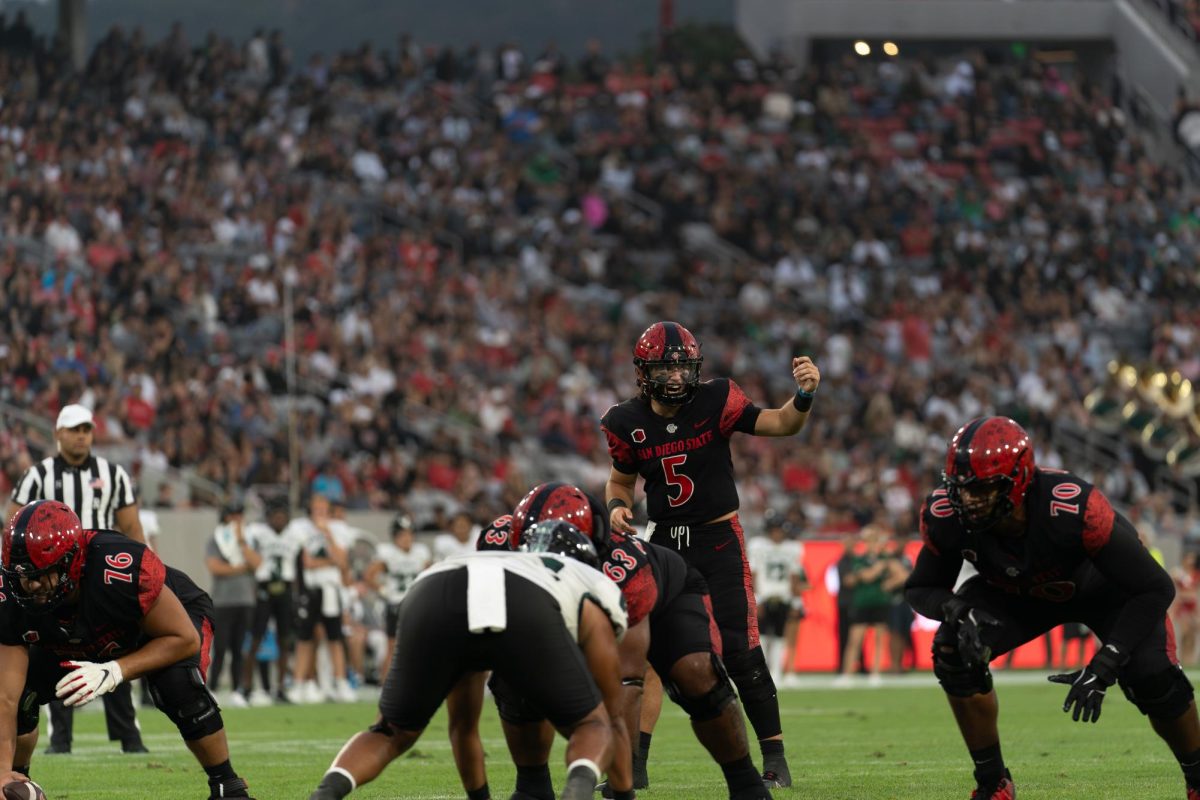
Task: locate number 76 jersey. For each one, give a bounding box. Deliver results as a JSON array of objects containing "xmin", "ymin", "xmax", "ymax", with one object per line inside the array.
[
  {"xmin": 0, "ymin": 530, "xmax": 212, "ymax": 660},
  {"xmin": 601, "ymin": 379, "xmax": 762, "ymax": 526}
]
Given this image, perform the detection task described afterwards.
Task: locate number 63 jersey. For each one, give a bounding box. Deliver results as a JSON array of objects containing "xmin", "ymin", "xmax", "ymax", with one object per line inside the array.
[
  {"xmin": 601, "ymin": 379, "xmax": 762, "ymax": 526},
  {"xmin": 0, "ymin": 530, "xmax": 212, "ymax": 661}
]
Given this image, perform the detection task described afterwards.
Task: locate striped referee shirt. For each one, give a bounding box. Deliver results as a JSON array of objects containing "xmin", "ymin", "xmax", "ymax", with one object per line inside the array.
[{"xmin": 10, "ymin": 455, "xmax": 137, "ymax": 530}]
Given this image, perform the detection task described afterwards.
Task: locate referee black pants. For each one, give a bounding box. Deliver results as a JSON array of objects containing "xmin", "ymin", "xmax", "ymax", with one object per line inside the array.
[{"xmin": 48, "ymin": 682, "xmax": 143, "ymax": 750}]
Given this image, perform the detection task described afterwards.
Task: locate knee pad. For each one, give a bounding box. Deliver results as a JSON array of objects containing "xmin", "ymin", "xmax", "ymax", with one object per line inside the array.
[
  {"xmin": 664, "ymin": 653, "xmax": 737, "ymax": 722},
  {"xmin": 724, "ymin": 647, "xmax": 777, "ymax": 706},
  {"xmin": 1120, "ymin": 665, "xmax": 1195, "ymax": 720},
  {"xmin": 16, "ymin": 689, "xmax": 41, "ymax": 736},
  {"xmin": 149, "ymin": 667, "xmax": 224, "ymax": 740},
  {"xmin": 932, "ymin": 644, "xmax": 993, "ymax": 698}
]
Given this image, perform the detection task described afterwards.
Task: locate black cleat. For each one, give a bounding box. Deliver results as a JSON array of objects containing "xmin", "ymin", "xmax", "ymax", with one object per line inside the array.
[
  {"xmin": 208, "ymin": 776, "xmax": 255, "ymax": 799},
  {"xmin": 122, "ymin": 740, "xmax": 149, "ymax": 754},
  {"xmin": 43, "ymin": 743, "xmax": 71, "ymax": 755}
]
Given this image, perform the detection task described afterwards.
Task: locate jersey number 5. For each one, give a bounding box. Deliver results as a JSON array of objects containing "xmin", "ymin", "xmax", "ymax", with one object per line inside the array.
[
  {"xmin": 661, "ymin": 454, "xmax": 695, "ymax": 508},
  {"xmin": 103, "ymin": 552, "xmax": 135, "ymax": 585}
]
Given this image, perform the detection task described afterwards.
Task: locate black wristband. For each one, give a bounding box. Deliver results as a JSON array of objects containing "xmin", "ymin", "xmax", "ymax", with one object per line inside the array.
[
  {"xmin": 607, "ymin": 498, "xmax": 630, "ymax": 514},
  {"xmin": 792, "ymin": 388, "xmax": 815, "ymax": 413},
  {"xmin": 613, "ymin": 791, "xmax": 637, "ymax": 800}
]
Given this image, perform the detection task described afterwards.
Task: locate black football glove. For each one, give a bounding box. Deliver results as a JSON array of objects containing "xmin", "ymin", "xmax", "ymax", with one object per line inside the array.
[
  {"xmin": 942, "ymin": 597, "xmax": 1001, "ymax": 670},
  {"xmin": 1048, "ymin": 642, "xmax": 1125, "ymax": 723}
]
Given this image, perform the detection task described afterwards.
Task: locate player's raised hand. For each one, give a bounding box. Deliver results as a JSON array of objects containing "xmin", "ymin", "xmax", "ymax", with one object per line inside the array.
[{"xmin": 792, "ymin": 356, "xmax": 820, "ymax": 394}]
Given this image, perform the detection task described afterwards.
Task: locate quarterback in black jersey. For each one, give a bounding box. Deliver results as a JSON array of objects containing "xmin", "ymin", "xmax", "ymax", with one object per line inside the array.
[
  {"xmin": 601, "ymin": 321, "xmax": 820, "ymax": 791},
  {"xmin": 0, "ymin": 500, "xmax": 255, "ymax": 799},
  {"xmin": 905, "ymin": 417, "xmax": 1200, "ymax": 800}
]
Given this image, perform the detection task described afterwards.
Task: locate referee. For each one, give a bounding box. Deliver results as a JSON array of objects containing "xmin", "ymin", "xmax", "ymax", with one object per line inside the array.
[{"xmin": 6, "ymin": 403, "xmax": 149, "ymax": 755}]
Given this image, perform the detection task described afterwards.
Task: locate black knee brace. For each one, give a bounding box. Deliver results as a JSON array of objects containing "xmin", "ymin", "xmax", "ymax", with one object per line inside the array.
[
  {"xmin": 16, "ymin": 689, "xmax": 41, "ymax": 736},
  {"xmin": 1120, "ymin": 665, "xmax": 1195, "ymax": 720},
  {"xmin": 724, "ymin": 647, "xmax": 777, "ymax": 707},
  {"xmin": 149, "ymin": 667, "xmax": 224, "ymax": 741},
  {"xmin": 931, "ymin": 635, "xmax": 993, "ymax": 698},
  {"xmin": 664, "ymin": 653, "xmax": 737, "ymax": 722}
]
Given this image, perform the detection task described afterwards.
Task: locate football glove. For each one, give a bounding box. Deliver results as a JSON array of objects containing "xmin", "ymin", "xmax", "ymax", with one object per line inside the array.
[
  {"xmin": 942, "ymin": 597, "xmax": 1001, "ymax": 670},
  {"xmin": 1048, "ymin": 642, "xmax": 1125, "ymax": 723},
  {"xmin": 55, "ymin": 660, "xmax": 124, "ymax": 707}
]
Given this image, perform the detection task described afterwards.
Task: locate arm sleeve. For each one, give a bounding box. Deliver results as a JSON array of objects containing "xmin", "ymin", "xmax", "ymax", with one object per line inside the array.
[
  {"xmin": 903, "ymin": 546, "xmax": 962, "ymax": 619},
  {"xmin": 601, "ymin": 422, "xmax": 639, "ymax": 474},
  {"xmin": 136, "ymin": 548, "xmax": 167, "ymax": 616},
  {"xmin": 1085, "ymin": 502, "xmax": 1175, "ymax": 652},
  {"xmin": 721, "ymin": 379, "xmax": 762, "ymax": 437}
]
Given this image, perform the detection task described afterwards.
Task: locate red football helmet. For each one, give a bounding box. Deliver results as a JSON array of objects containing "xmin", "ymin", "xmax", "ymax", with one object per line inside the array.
[
  {"xmin": 511, "ymin": 482, "xmax": 608, "ymax": 553},
  {"xmin": 2, "ymin": 500, "xmax": 85, "ymax": 611},
  {"xmin": 633, "ymin": 321, "xmax": 703, "ymax": 406},
  {"xmin": 476, "ymin": 514, "xmax": 514, "ymax": 552},
  {"xmin": 942, "ymin": 417, "xmax": 1036, "ymax": 532}
]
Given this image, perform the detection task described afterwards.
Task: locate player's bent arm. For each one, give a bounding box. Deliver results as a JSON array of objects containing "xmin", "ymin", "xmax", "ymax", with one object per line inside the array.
[
  {"xmin": 115, "ymin": 503, "xmax": 146, "ymax": 544},
  {"xmin": 0, "ymin": 644, "xmax": 29, "ymax": 775},
  {"xmin": 606, "ymin": 467, "xmax": 639, "ymax": 535},
  {"xmin": 580, "ymin": 599, "xmax": 629, "ymax": 784},
  {"xmin": 752, "ymin": 403, "xmax": 811, "ymax": 438},
  {"xmin": 1088, "ymin": 511, "xmax": 1176, "ymax": 652},
  {"xmin": 904, "ymin": 546, "xmax": 962, "ymax": 620},
  {"xmin": 121, "ymin": 586, "xmax": 201, "ymax": 681}
]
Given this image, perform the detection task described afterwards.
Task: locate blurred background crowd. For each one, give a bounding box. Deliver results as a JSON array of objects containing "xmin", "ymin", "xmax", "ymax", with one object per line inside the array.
[{"xmin": 1, "ymin": 11, "xmax": 1199, "ymax": 687}]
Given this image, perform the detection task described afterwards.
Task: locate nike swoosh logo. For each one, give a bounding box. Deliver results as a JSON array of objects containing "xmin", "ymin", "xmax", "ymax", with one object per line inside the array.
[
  {"xmin": 715, "ymin": 539, "xmax": 733, "ymax": 551},
  {"xmin": 694, "ymin": 417, "xmax": 711, "ymax": 429},
  {"xmin": 100, "ymin": 669, "xmax": 110, "ymax": 686}
]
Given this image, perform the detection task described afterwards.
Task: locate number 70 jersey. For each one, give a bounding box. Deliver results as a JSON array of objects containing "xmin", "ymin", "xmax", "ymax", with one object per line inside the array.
[{"xmin": 601, "ymin": 379, "xmax": 762, "ymax": 526}]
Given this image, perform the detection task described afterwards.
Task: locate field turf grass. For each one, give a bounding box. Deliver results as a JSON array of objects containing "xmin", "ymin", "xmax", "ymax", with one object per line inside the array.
[{"xmin": 30, "ymin": 672, "xmax": 1187, "ymax": 799}]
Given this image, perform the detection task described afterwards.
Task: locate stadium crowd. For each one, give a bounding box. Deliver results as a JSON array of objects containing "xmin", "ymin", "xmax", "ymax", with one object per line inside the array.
[{"xmin": 0, "ymin": 22, "xmax": 1198, "ymax": 551}]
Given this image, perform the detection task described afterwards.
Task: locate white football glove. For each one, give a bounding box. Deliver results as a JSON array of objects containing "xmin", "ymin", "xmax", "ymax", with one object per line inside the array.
[{"xmin": 55, "ymin": 660, "xmax": 124, "ymax": 707}]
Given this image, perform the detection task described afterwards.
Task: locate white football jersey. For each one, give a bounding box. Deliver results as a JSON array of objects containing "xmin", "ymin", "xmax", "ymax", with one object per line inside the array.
[
  {"xmin": 375, "ymin": 541, "xmax": 433, "ymax": 604},
  {"xmin": 245, "ymin": 521, "xmax": 304, "ymax": 583},
  {"xmin": 748, "ymin": 537, "xmax": 804, "ymax": 602},
  {"xmin": 433, "ymin": 529, "xmax": 480, "ymax": 562},
  {"xmin": 418, "ymin": 551, "xmax": 628, "ymax": 643}
]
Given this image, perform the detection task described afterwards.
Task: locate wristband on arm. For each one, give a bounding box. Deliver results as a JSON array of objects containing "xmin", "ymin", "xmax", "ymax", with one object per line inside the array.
[
  {"xmin": 607, "ymin": 498, "xmax": 630, "ymax": 514},
  {"xmin": 792, "ymin": 387, "xmax": 815, "ymax": 413}
]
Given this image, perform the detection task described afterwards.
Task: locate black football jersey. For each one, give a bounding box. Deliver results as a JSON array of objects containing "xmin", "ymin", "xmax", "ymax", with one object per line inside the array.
[
  {"xmin": 603, "ymin": 531, "xmax": 660, "ymax": 628},
  {"xmin": 0, "ymin": 530, "xmax": 213, "ymax": 661},
  {"xmin": 601, "ymin": 379, "xmax": 761, "ymax": 526},
  {"xmin": 907, "ymin": 469, "xmax": 1174, "ymax": 651}
]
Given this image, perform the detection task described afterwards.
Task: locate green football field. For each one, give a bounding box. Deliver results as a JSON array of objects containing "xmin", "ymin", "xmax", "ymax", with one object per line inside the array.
[{"xmin": 28, "ymin": 673, "xmax": 1189, "ymax": 799}]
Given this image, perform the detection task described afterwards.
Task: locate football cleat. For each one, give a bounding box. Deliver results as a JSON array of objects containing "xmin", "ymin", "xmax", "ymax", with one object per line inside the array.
[
  {"xmin": 1187, "ymin": 783, "xmax": 1200, "ymax": 800},
  {"xmin": 761, "ymin": 755, "xmax": 791, "ymax": 789},
  {"xmin": 970, "ymin": 769, "xmax": 1015, "ymax": 799},
  {"xmin": 208, "ymin": 776, "xmax": 255, "ymax": 799}
]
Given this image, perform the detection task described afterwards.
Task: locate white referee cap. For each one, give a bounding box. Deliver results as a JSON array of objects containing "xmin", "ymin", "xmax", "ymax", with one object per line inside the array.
[{"xmin": 56, "ymin": 404, "xmax": 95, "ymax": 429}]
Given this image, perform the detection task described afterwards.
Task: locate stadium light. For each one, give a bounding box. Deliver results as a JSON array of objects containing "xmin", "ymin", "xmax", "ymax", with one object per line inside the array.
[
  {"xmin": 883, "ymin": 41, "xmax": 900, "ymax": 57},
  {"xmin": 853, "ymin": 40, "xmax": 871, "ymax": 56}
]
